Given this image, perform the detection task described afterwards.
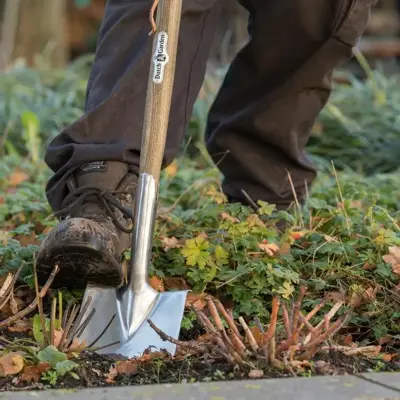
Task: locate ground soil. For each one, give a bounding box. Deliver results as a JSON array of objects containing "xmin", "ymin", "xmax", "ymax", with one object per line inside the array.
[{"xmin": 1, "ymin": 321, "xmax": 399, "ymax": 392}]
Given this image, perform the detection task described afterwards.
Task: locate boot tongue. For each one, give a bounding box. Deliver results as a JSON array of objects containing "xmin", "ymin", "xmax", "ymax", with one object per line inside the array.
[{"xmin": 76, "ymin": 161, "xmax": 128, "ymax": 190}]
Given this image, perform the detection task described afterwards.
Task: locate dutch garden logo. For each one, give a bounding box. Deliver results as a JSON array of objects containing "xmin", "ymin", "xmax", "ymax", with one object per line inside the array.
[{"xmin": 153, "ymin": 31, "xmax": 169, "ymax": 84}]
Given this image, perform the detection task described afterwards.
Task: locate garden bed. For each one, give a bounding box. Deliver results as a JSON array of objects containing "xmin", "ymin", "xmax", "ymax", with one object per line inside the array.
[{"xmin": 0, "ymin": 57, "xmax": 400, "ymax": 391}]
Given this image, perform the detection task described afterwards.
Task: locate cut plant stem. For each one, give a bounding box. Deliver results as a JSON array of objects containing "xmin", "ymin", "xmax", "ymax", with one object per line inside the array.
[
  {"xmin": 0, "ymin": 264, "xmax": 59, "ymax": 328},
  {"xmin": 268, "ymin": 335, "xmax": 276, "ymax": 364},
  {"xmin": 228, "ymin": 329, "xmax": 247, "ymax": 358},
  {"xmin": 38, "ymin": 264, "xmax": 60, "ymax": 297},
  {"xmin": 298, "ymin": 312, "xmax": 315, "ymax": 332},
  {"xmin": 263, "ymin": 296, "xmax": 280, "ymax": 344},
  {"xmin": 0, "ymin": 263, "xmax": 24, "ymax": 309},
  {"xmin": 194, "ymin": 308, "xmax": 228, "ymax": 352},
  {"xmin": 88, "ymin": 313, "xmax": 116, "ymax": 348},
  {"xmin": 281, "ymin": 303, "xmax": 291, "ymax": 337},
  {"xmin": 50, "ymin": 296, "xmax": 57, "ymax": 346},
  {"xmin": 206, "ymin": 297, "xmax": 225, "ymax": 332},
  {"xmin": 192, "ymin": 306, "xmax": 217, "ymax": 333},
  {"xmin": 33, "ymin": 258, "xmax": 50, "ymax": 346},
  {"xmin": 62, "ymin": 299, "xmax": 74, "ymax": 330},
  {"xmin": 64, "ymin": 296, "xmax": 92, "ymax": 349},
  {"xmin": 238, "ymin": 316, "xmax": 259, "ymax": 352},
  {"xmin": 58, "ymin": 290, "xmax": 63, "ymax": 327},
  {"xmin": 304, "ymin": 300, "xmax": 326, "ymax": 322},
  {"xmin": 59, "ymin": 304, "xmax": 80, "ymax": 351},
  {"xmin": 286, "ymin": 170, "xmax": 304, "ymax": 228},
  {"xmin": 221, "ymin": 329, "xmax": 245, "ymax": 363},
  {"xmin": 290, "ymin": 286, "xmax": 307, "ymax": 332},
  {"xmin": 304, "ymin": 301, "xmax": 343, "ymax": 345},
  {"xmin": 331, "ymin": 161, "xmax": 351, "ymax": 236},
  {"xmin": 148, "ymin": 319, "xmax": 207, "ymax": 351},
  {"xmin": 298, "ymin": 313, "xmax": 351, "ymax": 360},
  {"xmin": 214, "ymin": 298, "xmax": 241, "ymax": 338},
  {"xmin": 75, "ymin": 307, "xmax": 96, "ymax": 339}
]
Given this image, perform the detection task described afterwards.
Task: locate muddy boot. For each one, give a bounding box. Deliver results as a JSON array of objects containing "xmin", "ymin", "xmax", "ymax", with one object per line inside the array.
[{"xmin": 36, "ymin": 161, "xmax": 137, "ymax": 290}]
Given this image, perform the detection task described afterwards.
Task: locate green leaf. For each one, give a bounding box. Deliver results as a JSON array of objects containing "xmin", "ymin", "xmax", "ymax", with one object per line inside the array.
[
  {"xmin": 32, "ymin": 314, "xmax": 50, "ymax": 347},
  {"xmin": 275, "ymin": 281, "xmax": 295, "ymax": 299},
  {"xmin": 214, "ymin": 245, "xmax": 228, "ymax": 266},
  {"xmin": 70, "ymin": 371, "xmax": 80, "ymax": 380},
  {"xmin": 20, "ymin": 111, "xmax": 40, "ymax": 164},
  {"xmin": 257, "ymin": 201, "xmax": 276, "ymax": 216},
  {"xmin": 181, "ymin": 236, "xmax": 211, "ymax": 268},
  {"xmin": 37, "ymin": 345, "xmax": 67, "ymax": 367},
  {"xmin": 55, "ymin": 360, "xmax": 78, "ymax": 376}
]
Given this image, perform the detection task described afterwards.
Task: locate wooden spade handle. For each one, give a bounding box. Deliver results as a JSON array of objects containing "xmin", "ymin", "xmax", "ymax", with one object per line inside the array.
[{"xmin": 139, "ymin": 0, "xmax": 183, "ymax": 188}]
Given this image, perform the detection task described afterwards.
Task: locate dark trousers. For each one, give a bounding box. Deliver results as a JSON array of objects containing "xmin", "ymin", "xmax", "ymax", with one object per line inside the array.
[{"xmin": 44, "ymin": 0, "xmax": 374, "ymax": 212}]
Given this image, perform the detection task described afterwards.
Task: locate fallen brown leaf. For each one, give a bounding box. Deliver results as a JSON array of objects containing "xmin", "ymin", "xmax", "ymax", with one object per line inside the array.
[
  {"xmin": 362, "ymin": 262, "xmax": 376, "ymax": 271},
  {"xmin": 249, "ymin": 325, "xmax": 264, "ymax": 347},
  {"xmin": 0, "ymin": 273, "xmax": 13, "ymax": 297},
  {"xmin": 291, "ymin": 231, "xmax": 306, "ymax": 240},
  {"xmin": 324, "ymin": 291, "xmax": 346, "ymax": 303},
  {"xmin": 198, "ymin": 232, "xmax": 209, "ymax": 239},
  {"xmin": 289, "ymin": 360, "xmax": 312, "ymax": 370},
  {"xmin": 53, "ymin": 329, "xmax": 64, "ymax": 348},
  {"xmin": 160, "ymin": 236, "xmax": 183, "ymax": 251},
  {"xmin": 220, "ymin": 212, "xmax": 239, "ymax": 223},
  {"xmin": 343, "ymin": 345, "xmax": 382, "ymax": 357},
  {"xmin": 342, "ymin": 335, "xmax": 354, "ymax": 346},
  {"xmin": 258, "ymin": 240, "xmax": 280, "ymax": 257},
  {"xmin": 383, "ymin": 246, "xmax": 400, "ymax": 277},
  {"xmin": 16, "ymin": 232, "xmax": 40, "ymax": 247},
  {"xmin": 105, "ymin": 364, "xmax": 118, "ymax": 383},
  {"xmin": 382, "ymin": 353, "xmax": 395, "ymax": 362},
  {"xmin": 163, "ymin": 277, "xmax": 191, "ymax": 291},
  {"xmin": 9, "ymin": 292, "xmax": 19, "ymax": 315},
  {"xmin": 164, "ymin": 161, "xmax": 178, "ymax": 178},
  {"xmin": 68, "ymin": 337, "xmax": 88, "ymax": 352},
  {"xmin": 248, "ymin": 369, "xmax": 263, "ymax": 379},
  {"xmin": 139, "ymin": 351, "xmax": 168, "ymax": 363},
  {"xmin": 9, "ymin": 168, "xmax": 29, "ymax": 187},
  {"xmin": 378, "ymin": 335, "xmax": 393, "ymax": 345},
  {"xmin": 185, "ymin": 292, "xmax": 208, "ymax": 311},
  {"xmin": 115, "ymin": 360, "xmax": 138, "ymax": 376},
  {"xmin": 0, "ymin": 353, "xmax": 24, "ymax": 376},
  {"xmin": 7, "ymin": 319, "xmax": 32, "ymax": 333},
  {"xmin": 20, "ymin": 362, "xmax": 51, "ymax": 382},
  {"xmin": 149, "ymin": 276, "xmax": 165, "ymax": 292}
]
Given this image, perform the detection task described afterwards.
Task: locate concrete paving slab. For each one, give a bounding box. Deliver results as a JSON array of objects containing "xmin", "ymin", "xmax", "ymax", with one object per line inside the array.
[
  {"xmin": 358, "ymin": 372, "xmax": 400, "ymax": 391},
  {"xmin": 1, "ymin": 373, "xmax": 400, "ymax": 400}
]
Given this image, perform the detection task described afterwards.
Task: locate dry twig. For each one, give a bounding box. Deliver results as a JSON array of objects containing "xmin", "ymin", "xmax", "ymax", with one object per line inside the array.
[{"xmin": 0, "ymin": 264, "xmax": 59, "ymax": 328}]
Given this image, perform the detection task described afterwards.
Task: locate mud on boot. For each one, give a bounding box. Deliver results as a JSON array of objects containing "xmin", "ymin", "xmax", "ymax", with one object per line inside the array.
[{"xmin": 36, "ymin": 161, "xmax": 137, "ymax": 290}]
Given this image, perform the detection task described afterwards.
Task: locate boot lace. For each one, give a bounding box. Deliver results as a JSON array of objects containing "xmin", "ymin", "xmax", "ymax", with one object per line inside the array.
[{"xmin": 53, "ymin": 187, "xmax": 134, "ymax": 233}]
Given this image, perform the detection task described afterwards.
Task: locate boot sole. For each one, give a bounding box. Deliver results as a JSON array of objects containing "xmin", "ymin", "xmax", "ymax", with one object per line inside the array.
[{"xmin": 36, "ymin": 243, "xmax": 125, "ymax": 290}]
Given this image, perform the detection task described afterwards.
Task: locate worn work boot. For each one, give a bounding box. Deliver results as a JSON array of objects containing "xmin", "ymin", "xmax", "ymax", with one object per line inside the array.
[{"xmin": 36, "ymin": 161, "xmax": 137, "ymax": 290}]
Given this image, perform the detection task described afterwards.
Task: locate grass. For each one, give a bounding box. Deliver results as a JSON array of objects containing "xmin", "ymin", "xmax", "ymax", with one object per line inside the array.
[{"xmin": 0, "ymin": 55, "xmax": 399, "ymax": 389}]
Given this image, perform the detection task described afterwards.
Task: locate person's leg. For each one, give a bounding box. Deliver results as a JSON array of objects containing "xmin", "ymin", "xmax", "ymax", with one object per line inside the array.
[
  {"xmin": 206, "ymin": 0, "xmax": 375, "ymax": 209},
  {"xmin": 37, "ymin": 0, "xmax": 222, "ymax": 289}
]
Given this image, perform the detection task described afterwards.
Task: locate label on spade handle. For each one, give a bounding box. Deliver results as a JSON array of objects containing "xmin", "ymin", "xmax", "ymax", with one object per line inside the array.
[{"xmin": 152, "ymin": 31, "xmax": 169, "ymax": 84}]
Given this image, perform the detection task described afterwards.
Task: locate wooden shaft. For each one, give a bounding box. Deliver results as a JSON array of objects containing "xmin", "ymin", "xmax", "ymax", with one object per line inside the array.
[{"xmin": 139, "ymin": 0, "xmax": 183, "ymax": 188}]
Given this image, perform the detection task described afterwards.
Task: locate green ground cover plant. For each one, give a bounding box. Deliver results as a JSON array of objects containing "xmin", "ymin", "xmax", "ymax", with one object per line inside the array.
[{"xmin": 0, "ymin": 55, "xmax": 399, "ymax": 389}]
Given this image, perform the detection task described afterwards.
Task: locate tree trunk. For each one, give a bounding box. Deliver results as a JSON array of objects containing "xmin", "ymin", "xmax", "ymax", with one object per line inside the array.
[{"xmin": 11, "ymin": 0, "xmax": 68, "ymax": 68}]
